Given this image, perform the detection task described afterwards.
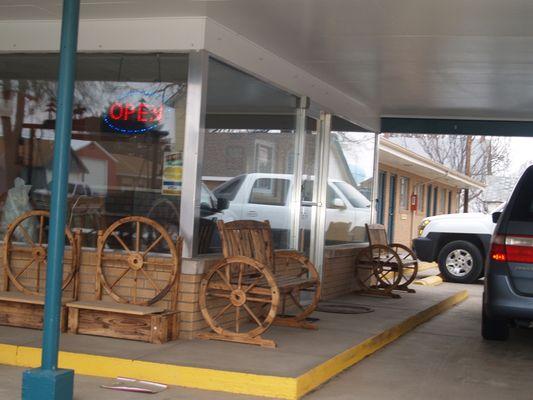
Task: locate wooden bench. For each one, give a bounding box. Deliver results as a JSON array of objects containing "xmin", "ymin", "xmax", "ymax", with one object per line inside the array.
[
  {"xmin": 0, "ymin": 210, "xmax": 79, "ymax": 331},
  {"xmin": 66, "ymin": 216, "xmax": 182, "ymax": 344},
  {"xmin": 355, "ymin": 224, "xmax": 418, "ymax": 298},
  {"xmin": 198, "ymin": 220, "xmax": 321, "ymax": 348}
]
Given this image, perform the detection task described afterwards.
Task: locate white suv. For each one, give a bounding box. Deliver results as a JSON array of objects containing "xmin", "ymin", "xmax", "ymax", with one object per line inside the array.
[
  {"xmin": 413, "ymin": 204, "xmax": 503, "ymax": 283},
  {"xmin": 211, "ymin": 173, "xmax": 371, "ymax": 244}
]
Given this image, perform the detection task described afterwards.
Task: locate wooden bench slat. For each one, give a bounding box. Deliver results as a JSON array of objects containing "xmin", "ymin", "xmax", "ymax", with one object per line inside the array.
[
  {"xmin": 0, "ymin": 291, "xmax": 71, "ymax": 305},
  {"xmin": 66, "ymin": 301, "xmax": 166, "ymax": 316}
]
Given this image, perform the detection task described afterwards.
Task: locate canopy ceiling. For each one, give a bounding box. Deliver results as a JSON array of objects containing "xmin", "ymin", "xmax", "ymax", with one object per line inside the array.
[{"xmin": 4, "ymin": 1, "xmax": 533, "ymax": 126}]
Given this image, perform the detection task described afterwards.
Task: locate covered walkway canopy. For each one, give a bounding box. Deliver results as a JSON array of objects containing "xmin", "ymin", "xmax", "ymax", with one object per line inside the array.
[{"xmin": 3, "ymin": 0, "xmax": 533, "ymax": 133}]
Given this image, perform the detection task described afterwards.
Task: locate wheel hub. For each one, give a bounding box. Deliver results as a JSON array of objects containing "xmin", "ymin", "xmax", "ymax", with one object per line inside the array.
[
  {"xmin": 445, "ymin": 249, "xmax": 473, "ymax": 277},
  {"xmin": 127, "ymin": 253, "xmax": 144, "ymax": 270},
  {"xmin": 230, "ymin": 289, "xmax": 247, "ymax": 307},
  {"xmin": 32, "ymin": 246, "xmax": 47, "ymax": 262}
]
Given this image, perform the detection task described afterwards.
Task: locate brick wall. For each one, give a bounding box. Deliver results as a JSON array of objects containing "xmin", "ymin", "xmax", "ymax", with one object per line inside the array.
[{"xmin": 379, "ymin": 164, "xmax": 460, "ymax": 247}]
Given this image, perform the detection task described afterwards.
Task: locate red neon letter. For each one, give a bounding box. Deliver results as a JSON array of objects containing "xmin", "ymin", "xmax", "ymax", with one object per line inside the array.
[
  {"xmin": 108, "ymin": 102, "xmax": 124, "ymax": 120},
  {"xmin": 123, "ymin": 102, "xmax": 136, "ymax": 120},
  {"xmin": 137, "ymin": 103, "xmax": 149, "ymax": 122},
  {"xmin": 152, "ymin": 105, "xmax": 164, "ymax": 122}
]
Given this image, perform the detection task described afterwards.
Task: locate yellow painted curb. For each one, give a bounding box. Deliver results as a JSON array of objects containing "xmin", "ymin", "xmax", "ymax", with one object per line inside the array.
[
  {"xmin": 0, "ymin": 290, "xmax": 468, "ymax": 400},
  {"xmin": 295, "ymin": 290, "xmax": 468, "ymax": 398},
  {"xmin": 413, "ymin": 275, "xmax": 444, "ymax": 286}
]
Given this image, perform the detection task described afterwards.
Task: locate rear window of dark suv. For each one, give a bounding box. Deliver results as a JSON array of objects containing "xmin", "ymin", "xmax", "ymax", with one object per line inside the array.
[{"xmin": 509, "ymin": 167, "xmax": 533, "ymax": 222}]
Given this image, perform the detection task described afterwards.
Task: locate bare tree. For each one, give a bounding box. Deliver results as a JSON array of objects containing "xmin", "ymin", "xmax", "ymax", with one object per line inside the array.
[{"xmin": 387, "ymin": 134, "xmax": 510, "ymax": 211}]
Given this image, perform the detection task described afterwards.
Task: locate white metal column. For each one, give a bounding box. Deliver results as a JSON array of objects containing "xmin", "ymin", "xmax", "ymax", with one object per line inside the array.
[
  {"xmin": 289, "ymin": 97, "xmax": 309, "ymax": 250},
  {"xmin": 310, "ymin": 112, "xmax": 331, "ymax": 278},
  {"xmin": 180, "ymin": 50, "xmax": 208, "ymax": 258}
]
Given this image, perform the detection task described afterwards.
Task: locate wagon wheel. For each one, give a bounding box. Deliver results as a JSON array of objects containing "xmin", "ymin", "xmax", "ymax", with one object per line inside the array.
[
  {"xmin": 147, "ymin": 199, "xmax": 180, "ymax": 251},
  {"xmin": 97, "ymin": 216, "xmax": 179, "ymax": 306},
  {"xmin": 3, "ymin": 210, "xmax": 77, "ymax": 296},
  {"xmin": 390, "ymin": 243, "xmax": 419, "ymax": 287},
  {"xmin": 274, "ymin": 252, "xmax": 321, "ymax": 321},
  {"xmin": 355, "ymin": 245, "xmax": 403, "ymax": 295},
  {"xmin": 200, "ymin": 256, "xmax": 280, "ymax": 339}
]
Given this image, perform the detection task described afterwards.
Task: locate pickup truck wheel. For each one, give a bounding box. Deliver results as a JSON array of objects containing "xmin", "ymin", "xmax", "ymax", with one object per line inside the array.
[{"xmin": 437, "ymin": 240, "xmax": 483, "ymax": 284}]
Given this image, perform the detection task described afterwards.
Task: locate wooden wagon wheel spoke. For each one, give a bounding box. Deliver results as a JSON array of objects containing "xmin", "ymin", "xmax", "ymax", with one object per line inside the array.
[
  {"xmin": 235, "ymin": 305, "xmax": 241, "ymax": 333},
  {"xmin": 237, "ymin": 265, "xmax": 244, "ymax": 289},
  {"xmin": 133, "ymin": 269, "xmax": 138, "ymax": 304},
  {"xmin": 109, "ymin": 267, "xmax": 130, "ymax": 289},
  {"xmin": 243, "ymin": 303, "xmax": 263, "ymax": 327},
  {"xmin": 288, "ymin": 292, "xmax": 306, "ymax": 312},
  {"xmin": 244, "ymin": 276, "xmax": 262, "ymax": 293},
  {"xmin": 111, "ymin": 232, "xmax": 131, "ymax": 253},
  {"xmin": 207, "ymin": 291, "xmax": 231, "ymax": 299},
  {"xmin": 14, "ymin": 258, "xmax": 37, "ymax": 279},
  {"xmin": 140, "ymin": 268, "xmax": 161, "ymax": 291},
  {"xmin": 144, "ymin": 260, "xmax": 175, "ymax": 267},
  {"xmin": 213, "ymin": 302, "xmax": 233, "ymax": 322},
  {"xmin": 135, "ymin": 221, "xmax": 141, "ymax": 252},
  {"xmin": 17, "ymin": 225, "xmax": 35, "ymax": 246},
  {"xmin": 247, "ymin": 295, "xmax": 272, "ymax": 304},
  {"xmin": 8, "ymin": 247, "xmax": 34, "ymax": 253},
  {"xmin": 215, "ymin": 269, "xmax": 233, "ymax": 291},
  {"xmin": 38, "ymin": 215, "xmax": 45, "ymax": 246},
  {"xmin": 143, "ymin": 234, "xmax": 163, "ymax": 256}
]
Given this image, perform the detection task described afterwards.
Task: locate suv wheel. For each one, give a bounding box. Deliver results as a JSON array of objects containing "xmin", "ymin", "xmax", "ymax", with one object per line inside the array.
[
  {"xmin": 482, "ymin": 304, "xmax": 509, "ymax": 341},
  {"xmin": 437, "ymin": 240, "xmax": 483, "ymax": 284}
]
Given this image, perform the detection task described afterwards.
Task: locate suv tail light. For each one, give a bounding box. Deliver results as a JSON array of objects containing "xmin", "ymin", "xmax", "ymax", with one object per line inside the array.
[{"xmin": 490, "ymin": 234, "xmax": 533, "ymax": 263}]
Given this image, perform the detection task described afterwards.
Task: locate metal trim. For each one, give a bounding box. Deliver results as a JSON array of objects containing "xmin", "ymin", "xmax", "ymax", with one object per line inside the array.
[
  {"xmin": 289, "ymin": 101, "xmax": 307, "ymax": 249},
  {"xmin": 370, "ymin": 133, "xmax": 380, "ymax": 223},
  {"xmin": 180, "ymin": 50, "xmax": 208, "ymax": 258},
  {"xmin": 312, "ymin": 112, "xmax": 332, "ymax": 278}
]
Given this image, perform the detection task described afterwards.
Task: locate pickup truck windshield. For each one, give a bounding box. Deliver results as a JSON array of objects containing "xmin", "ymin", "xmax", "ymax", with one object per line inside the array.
[{"xmin": 333, "ymin": 181, "xmax": 371, "ymax": 208}]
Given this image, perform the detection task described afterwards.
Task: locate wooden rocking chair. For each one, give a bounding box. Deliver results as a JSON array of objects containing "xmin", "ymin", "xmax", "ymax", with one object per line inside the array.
[
  {"xmin": 198, "ymin": 220, "xmax": 321, "ymax": 348},
  {"xmin": 355, "ymin": 224, "xmax": 418, "ymax": 298}
]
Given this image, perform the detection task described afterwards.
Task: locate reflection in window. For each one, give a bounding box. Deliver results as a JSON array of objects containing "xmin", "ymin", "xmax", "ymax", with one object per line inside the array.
[
  {"xmin": 326, "ymin": 128, "xmax": 376, "ymax": 244},
  {"xmin": 416, "ymin": 183, "xmax": 425, "ymax": 212},
  {"xmin": 0, "ymin": 53, "xmax": 189, "ymax": 249},
  {"xmin": 399, "ymin": 177, "xmax": 410, "ymax": 210},
  {"xmin": 249, "ymin": 179, "xmax": 290, "ymax": 206},
  {"xmin": 199, "ymin": 59, "xmax": 298, "ymax": 253}
]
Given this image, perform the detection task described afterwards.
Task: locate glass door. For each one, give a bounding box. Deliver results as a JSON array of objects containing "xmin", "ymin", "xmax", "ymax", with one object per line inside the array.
[{"xmin": 299, "ymin": 116, "xmax": 321, "ymax": 257}]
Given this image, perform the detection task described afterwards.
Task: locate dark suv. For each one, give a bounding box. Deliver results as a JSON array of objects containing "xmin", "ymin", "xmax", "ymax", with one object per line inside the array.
[{"xmin": 483, "ymin": 165, "xmax": 533, "ymax": 340}]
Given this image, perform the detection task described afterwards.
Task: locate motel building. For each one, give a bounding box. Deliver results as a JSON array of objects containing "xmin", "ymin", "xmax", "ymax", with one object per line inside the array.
[{"xmin": 0, "ymin": 3, "xmax": 513, "ymax": 400}]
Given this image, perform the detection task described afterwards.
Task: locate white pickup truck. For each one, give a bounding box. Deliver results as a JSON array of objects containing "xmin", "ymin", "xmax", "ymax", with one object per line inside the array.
[
  {"xmin": 211, "ymin": 173, "xmax": 371, "ymax": 245},
  {"xmin": 412, "ymin": 204, "xmax": 503, "ymax": 283}
]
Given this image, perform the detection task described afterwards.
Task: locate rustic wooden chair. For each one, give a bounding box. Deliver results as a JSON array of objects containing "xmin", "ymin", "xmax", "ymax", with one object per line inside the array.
[
  {"xmin": 66, "ymin": 216, "xmax": 182, "ymax": 344},
  {"xmin": 355, "ymin": 224, "xmax": 418, "ymax": 298},
  {"xmin": 0, "ymin": 210, "xmax": 80, "ymax": 331},
  {"xmin": 198, "ymin": 220, "xmax": 321, "ymax": 348}
]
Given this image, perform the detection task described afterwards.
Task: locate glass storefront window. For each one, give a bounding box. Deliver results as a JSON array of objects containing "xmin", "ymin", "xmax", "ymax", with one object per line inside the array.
[
  {"xmin": 0, "ymin": 53, "xmax": 189, "ymax": 249},
  {"xmin": 399, "ymin": 177, "xmax": 410, "ymax": 210},
  {"xmin": 199, "ymin": 59, "xmax": 298, "ymax": 254},
  {"xmin": 416, "ymin": 183, "xmax": 425, "ymax": 213},
  {"xmin": 325, "ymin": 120, "xmax": 376, "ymax": 245}
]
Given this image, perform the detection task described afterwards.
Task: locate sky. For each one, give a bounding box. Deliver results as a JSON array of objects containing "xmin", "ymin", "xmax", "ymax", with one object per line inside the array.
[{"xmin": 508, "ymin": 137, "xmax": 533, "ymax": 175}]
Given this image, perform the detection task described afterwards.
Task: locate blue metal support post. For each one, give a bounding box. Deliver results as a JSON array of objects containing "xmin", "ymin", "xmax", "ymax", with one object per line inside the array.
[{"xmin": 21, "ymin": 1, "xmax": 80, "ymax": 399}]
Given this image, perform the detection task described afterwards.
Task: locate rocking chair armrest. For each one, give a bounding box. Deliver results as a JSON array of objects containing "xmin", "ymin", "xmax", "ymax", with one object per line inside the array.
[
  {"xmin": 274, "ymin": 251, "xmax": 321, "ymax": 282},
  {"xmin": 218, "ymin": 255, "xmax": 272, "ymax": 271}
]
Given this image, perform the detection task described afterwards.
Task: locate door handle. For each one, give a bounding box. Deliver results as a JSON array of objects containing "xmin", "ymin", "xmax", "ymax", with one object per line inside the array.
[{"xmin": 247, "ymin": 211, "xmax": 258, "ymax": 217}]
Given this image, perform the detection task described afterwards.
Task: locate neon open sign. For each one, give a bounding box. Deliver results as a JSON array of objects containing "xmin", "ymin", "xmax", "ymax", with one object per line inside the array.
[{"xmin": 103, "ymin": 90, "xmax": 164, "ymax": 135}]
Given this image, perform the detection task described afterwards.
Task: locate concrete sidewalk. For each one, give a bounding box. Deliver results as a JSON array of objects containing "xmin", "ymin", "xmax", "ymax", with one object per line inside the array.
[{"xmin": 0, "ymin": 285, "xmax": 467, "ymax": 399}]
